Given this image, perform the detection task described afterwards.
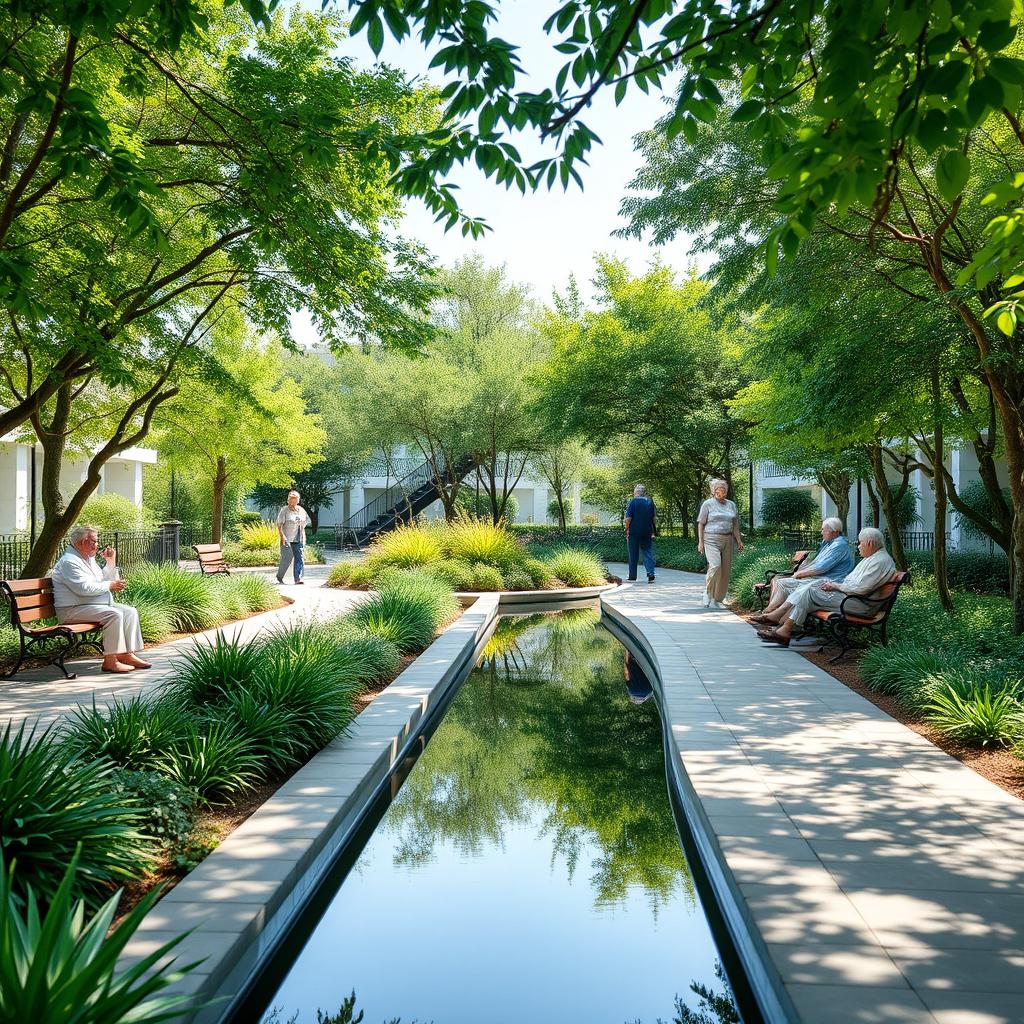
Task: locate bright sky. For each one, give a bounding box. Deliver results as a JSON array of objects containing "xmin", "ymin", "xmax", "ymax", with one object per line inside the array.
[{"xmin": 291, "ymin": 1, "xmax": 698, "ymax": 343}]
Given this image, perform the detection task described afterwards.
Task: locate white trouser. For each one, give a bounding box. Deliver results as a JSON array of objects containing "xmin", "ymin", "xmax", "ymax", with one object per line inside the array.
[
  {"xmin": 56, "ymin": 604, "xmax": 144, "ymax": 655},
  {"xmin": 786, "ymin": 583, "xmax": 873, "ymax": 626},
  {"xmin": 773, "ymin": 575, "xmax": 814, "ymax": 601}
]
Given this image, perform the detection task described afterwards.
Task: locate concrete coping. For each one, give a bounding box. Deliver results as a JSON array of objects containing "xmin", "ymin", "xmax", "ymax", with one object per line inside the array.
[{"xmin": 118, "ymin": 594, "xmax": 503, "ymax": 1024}]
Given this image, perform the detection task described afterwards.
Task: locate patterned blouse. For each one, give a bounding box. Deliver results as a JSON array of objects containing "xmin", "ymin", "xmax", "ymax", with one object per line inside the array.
[{"xmin": 697, "ymin": 497, "xmax": 738, "ymax": 536}]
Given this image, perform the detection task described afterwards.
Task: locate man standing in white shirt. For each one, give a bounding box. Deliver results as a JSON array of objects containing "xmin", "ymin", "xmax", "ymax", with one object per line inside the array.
[
  {"xmin": 50, "ymin": 525, "xmax": 151, "ymax": 673},
  {"xmin": 757, "ymin": 527, "xmax": 896, "ymax": 648},
  {"xmin": 276, "ymin": 490, "xmax": 310, "ymax": 585}
]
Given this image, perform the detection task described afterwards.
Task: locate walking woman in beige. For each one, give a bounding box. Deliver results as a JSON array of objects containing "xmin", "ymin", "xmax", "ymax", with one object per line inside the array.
[{"xmin": 697, "ymin": 478, "xmax": 744, "ymax": 608}]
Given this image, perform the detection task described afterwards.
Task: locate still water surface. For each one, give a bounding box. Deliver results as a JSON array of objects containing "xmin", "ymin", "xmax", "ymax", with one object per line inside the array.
[{"xmin": 261, "ymin": 612, "xmax": 738, "ymax": 1024}]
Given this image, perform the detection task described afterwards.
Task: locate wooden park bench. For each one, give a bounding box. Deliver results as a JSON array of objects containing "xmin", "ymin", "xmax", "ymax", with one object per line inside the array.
[
  {"xmin": 810, "ymin": 570, "xmax": 910, "ymax": 663},
  {"xmin": 753, "ymin": 549, "xmax": 810, "ymax": 610},
  {"xmin": 193, "ymin": 543, "xmax": 231, "ymax": 575},
  {"xmin": 0, "ymin": 578, "xmax": 104, "ymax": 680}
]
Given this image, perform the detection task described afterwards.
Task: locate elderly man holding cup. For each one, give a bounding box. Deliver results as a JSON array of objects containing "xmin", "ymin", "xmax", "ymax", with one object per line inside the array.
[{"xmin": 50, "ymin": 525, "xmax": 150, "ymax": 674}]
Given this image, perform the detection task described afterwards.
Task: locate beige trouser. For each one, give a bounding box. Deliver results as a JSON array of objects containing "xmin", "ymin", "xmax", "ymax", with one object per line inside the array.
[
  {"xmin": 704, "ymin": 533, "xmax": 734, "ymax": 602},
  {"xmin": 772, "ymin": 574, "xmax": 813, "ymax": 602},
  {"xmin": 57, "ymin": 603, "xmax": 144, "ymax": 655},
  {"xmin": 786, "ymin": 583, "xmax": 874, "ymax": 626}
]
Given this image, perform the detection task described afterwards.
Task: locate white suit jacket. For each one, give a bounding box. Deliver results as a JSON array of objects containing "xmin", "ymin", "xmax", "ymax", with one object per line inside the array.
[
  {"xmin": 50, "ymin": 547, "xmax": 118, "ymax": 610},
  {"xmin": 835, "ymin": 549, "xmax": 897, "ymax": 597}
]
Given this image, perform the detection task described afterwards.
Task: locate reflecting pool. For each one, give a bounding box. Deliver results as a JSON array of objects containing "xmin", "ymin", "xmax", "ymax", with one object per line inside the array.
[{"xmin": 258, "ymin": 611, "xmax": 739, "ymax": 1024}]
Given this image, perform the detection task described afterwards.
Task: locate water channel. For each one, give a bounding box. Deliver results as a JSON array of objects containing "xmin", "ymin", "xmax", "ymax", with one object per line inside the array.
[{"xmin": 249, "ymin": 611, "xmax": 743, "ymax": 1024}]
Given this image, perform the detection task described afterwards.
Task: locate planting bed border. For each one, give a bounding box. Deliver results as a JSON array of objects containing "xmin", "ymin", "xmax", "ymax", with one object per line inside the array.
[{"xmin": 118, "ymin": 585, "xmax": 615, "ymax": 1023}]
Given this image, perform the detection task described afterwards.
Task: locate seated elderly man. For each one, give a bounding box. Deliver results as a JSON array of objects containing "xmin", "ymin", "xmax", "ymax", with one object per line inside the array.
[
  {"xmin": 750, "ymin": 517, "xmax": 853, "ymax": 624},
  {"xmin": 756, "ymin": 527, "xmax": 896, "ymax": 648},
  {"xmin": 50, "ymin": 525, "xmax": 151, "ymax": 673}
]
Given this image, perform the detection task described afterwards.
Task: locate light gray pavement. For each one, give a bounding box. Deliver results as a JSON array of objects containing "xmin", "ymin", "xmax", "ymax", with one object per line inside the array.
[
  {"xmin": 603, "ymin": 564, "xmax": 1024, "ymax": 1024},
  {"xmin": 0, "ymin": 563, "xmax": 365, "ymax": 732}
]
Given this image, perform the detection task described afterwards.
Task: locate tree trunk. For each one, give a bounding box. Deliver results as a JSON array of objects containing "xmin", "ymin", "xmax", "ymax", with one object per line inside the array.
[
  {"xmin": 869, "ymin": 445, "xmax": 908, "ymax": 570},
  {"xmin": 310, "ymin": 507, "xmax": 320, "ymax": 533},
  {"xmin": 818, "ymin": 471, "xmax": 851, "ymax": 529},
  {"xmin": 931, "ymin": 372, "xmax": 953, "ymax": 611},
  {"xmin": 212, "ymin": 456, "xmax": 227, "ymax": 544}
]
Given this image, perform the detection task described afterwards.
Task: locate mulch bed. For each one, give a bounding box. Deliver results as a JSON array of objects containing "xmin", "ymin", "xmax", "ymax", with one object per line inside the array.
[{"xmin": 740, "ymin": 613, "xmax": 1024, "ymax": 801}]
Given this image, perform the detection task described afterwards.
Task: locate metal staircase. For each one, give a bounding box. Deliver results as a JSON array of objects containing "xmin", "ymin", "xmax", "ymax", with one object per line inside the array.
[{"xmin": 334, "ymin": 454, "xmax": 477, "ymax": 548}]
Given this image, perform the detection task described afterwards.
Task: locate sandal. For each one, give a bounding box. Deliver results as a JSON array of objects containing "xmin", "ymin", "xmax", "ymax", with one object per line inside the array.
[
  {"xmin": 757, "ymin": 629, "xmax": 790, "ymax": 647},
  {"xmin": 749, "ymin": 614, "xmax": 774, "ymax": 625}
]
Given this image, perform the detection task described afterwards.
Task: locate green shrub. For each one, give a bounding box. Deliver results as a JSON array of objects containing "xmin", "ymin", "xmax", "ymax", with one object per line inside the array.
[
  {"xmin": 230, "ymin": 572, "xmax": 280, "ymax": 612},
  {"xmin": 238, "ymin": 520, "xmax": 280, "ymax": 549},
  {"xmin": 0, "ymin": 853, "xmax": 198, "ymax": 1024},
  {"xmin": 543, "ymin": 547, "xmax": 605, "ymax": 587},
  {"xmin": 428, "ymin": 557, "xmax": 476, "ymax": 591},
  {"xmin": 165, "ymin": 629, "xmax": 268, "ymax": 707},
  {"xmin": 207, "ymin": 575, "xmax": 248, "ymax": 619},
  {"xmin": 215, "ymin": 688, "xmax": 303, "ymax": 777},
  {"xmin": 157, "ymin": 721, "xmax": 264, "ymax": 805},
  {"xmin": 925, "ymin": 683, "xmax": 1024, "ymax": 747},
  {"xmin": 953, "ymin": 480, "xmax": 1013, "ymax": 543},
  {"xmin": 905, "ymin": 550, "xmax": 1011, "ymax": 596},
  {"xmin": 456, "ymin": 490, "xmax": 519, "ymax": 523},
  {"xmin": 759, "ymin": 488, "xmax": 819, "ymax": 529},
  {"xmin": 730, "ymin": 553, "xmax": 789, "ymax": 610},
  {"xmin": 365, "ymin": 523, "xmax": 443, "ymax": 568},
  {"xmin": 321, "ymin": 622, "xmax": 402, "ymax": 683},
  {"xmin": 327, "ymin": 561, "xmax": 355, "ymax": 587},
  {"xmin": 347, "ymin": 560, "xmax": 379, "ymax": 588},
  {"xmin": 123, "ymin": 563, "xmax": 223, "ymax": 633},
  {"xmin": 502, "ymin": 566, "xmax": 534, "ymax": 591},
  {"xmin": 63, "ymin": 695, "xmax": 186, "ymax": 771},
  {"xmin": 77, "ymin": 493, "xmax": 155, "ymax": 531},
  {"xmin": 124, "ymin": 596, "xmax": 175, "ymax": 643},
  {"xmin": 523, "ymin": 557, "xmax": 554, "ymax": 588},
  {"xmin": 221, "ymin": 542, "xmax": 323, "ymax": 567},
  {"xmin": 860, "ymin": 646, "xmax": 954, "ymax": 698},
  {"xmin": 546, "ymin": 498, "xmax": 575, "ymax": 524},
  {"xmin": 351, "ymin": 571, "xmax": 456, "ymax": 653},
  {"xmin": 471, "ymin": 561, "xmax": 504, "ymax": 590},
  {"xmin": 110, "ymin": 770, "xmax": 197, "ymax": 854},
  {"xmin": 0, "ymin": 724, "xmax": 152, "ymax": 907},
  {"xmin": 441, "ymin": 515, "xmax": 526, "ymax": 570}
]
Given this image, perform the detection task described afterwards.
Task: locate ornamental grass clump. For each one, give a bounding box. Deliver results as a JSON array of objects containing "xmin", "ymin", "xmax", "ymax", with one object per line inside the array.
[
  {"xmin": 351, "ymin": 569, "xmax": 458, "ymax": 653},
  {"xmin": 470, "ymin": 562, "xmax": 504, "ymax": 591},
  {"xmin": 366, "ymin": 523, "xmax": 443, "ymax": 568},
  {"xmin": 230, "ymin": 572, "xmax": 280, "ymax": 613},
  {"xmin": 63, "ymin": 695, "xmax": 186, "ymax": 771},
  {"xmin": 123, "ymin": 563, "xmax": 224, "ymax": 633},
  {"xmin": 924, "ymin": 683, "xmax": 1024, "ymax": 747},
  {"xmin": 428, "ymin": 557, "xmax": 475, "ymax": 591},
  {"xmin": 440, "ymin": 515, "xmax": 526, "ymax": 571},
  {"xmin": 0, "ymin": 853, "xmax": 199, "ymax": 1024},
  {"xmin": 0, "ymin": 723, "xmax": 153, "ymax": 908},
  {"xmin": 237, "ymin": 520, "xmax": 280, "ymax": 549},
  {"xmin": 156, "ymin": 721, "xmax": 264, "ymax": 805},
  {"xmin": 125, "ymin": 596, "xmax": 176, "ymax": 644},
  {"xmin": 542, "ymin": 547, "xmax": 605, "ymax": 587}
]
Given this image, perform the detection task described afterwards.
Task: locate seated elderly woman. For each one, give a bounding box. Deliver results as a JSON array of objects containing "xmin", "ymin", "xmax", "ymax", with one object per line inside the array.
[
  {"xmin": 750, "ymin": 517, "xmax": 854, "ymax": 624},
  {"xmin": 50, "ymin": 525, "xmax": 151, "ymax": 674},
  {"xmin": 756, "ymin": 527, "xmax": 896, "ymax": 648}
]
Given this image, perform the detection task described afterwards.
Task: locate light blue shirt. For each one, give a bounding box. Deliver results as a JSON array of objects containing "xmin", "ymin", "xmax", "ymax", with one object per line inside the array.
[{"xmin": 808, "ymin": 536, "xmax": 854, "ymax": 581}]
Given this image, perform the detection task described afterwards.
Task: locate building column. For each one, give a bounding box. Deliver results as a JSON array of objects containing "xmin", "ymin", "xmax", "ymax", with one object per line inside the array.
[
  {"xmin": 950, "ymin": 447, "xmax": 961, "ymax": 551},
  {"xmin": 133, "ymin": 462, "xmax": 144, "ymax": 507},
  {"xmin": 533, "ymin": 485, "xmax": 549, "ymax": 524},
  {"xmin": 349, "ymin": 485, "xmax": 365, "ymax": 525},
  {"xmin": 14, "ymin": 444, "xmax": 29, "ymax": 531}
]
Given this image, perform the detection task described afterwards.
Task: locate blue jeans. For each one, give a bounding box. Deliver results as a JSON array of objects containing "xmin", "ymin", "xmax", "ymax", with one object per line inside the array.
[
  {"xmin": 277, "ymin": 541, "xmax": 305, "ymax": 583},
  {"xmin": 627, "ymin": 533, "xmax": 655, "ymax": 580}
]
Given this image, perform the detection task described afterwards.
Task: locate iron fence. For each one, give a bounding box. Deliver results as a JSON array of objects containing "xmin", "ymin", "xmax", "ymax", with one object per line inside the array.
[
  {"xmin": 781, "ymin": 529, "xmax": 821, "ymax": 552},
  {"xmin": 885, "ymin": 530, "xmax": 951, "ymax": 552},
  {"xmin": 0, "ymin": 524, "xmax": 181, "ymax": 580}
]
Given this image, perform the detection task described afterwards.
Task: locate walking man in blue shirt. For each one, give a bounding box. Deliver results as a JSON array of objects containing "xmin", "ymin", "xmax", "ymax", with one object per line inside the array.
[{"xmin": 624, "ymin": 484, "xmax": 657, "ymax": 583}]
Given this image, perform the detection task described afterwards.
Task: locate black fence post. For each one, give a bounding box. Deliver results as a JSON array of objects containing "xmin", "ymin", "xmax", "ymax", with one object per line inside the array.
[{"xmin": 160, "ymin": 520, "xmax": 182, "ymax": 565}]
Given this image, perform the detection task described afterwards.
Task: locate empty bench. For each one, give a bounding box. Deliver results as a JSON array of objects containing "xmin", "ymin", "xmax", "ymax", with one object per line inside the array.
[
  {"xmin": 0, "ymin": 578, "xmax": 103, "ymax": 679},
  {"xmin": 193, "ymin": 543, "xmax": 230, "ymax": 575}
]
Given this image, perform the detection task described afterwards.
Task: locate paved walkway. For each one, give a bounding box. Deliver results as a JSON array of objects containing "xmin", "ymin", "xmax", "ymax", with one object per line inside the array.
[
  {"xmin": 1, "ymin": 564, "xmax": 363, "ymax": 732},
  {"xmin": 603, "ymin": 565, "xmax": 1024, "ymax": 1024}
]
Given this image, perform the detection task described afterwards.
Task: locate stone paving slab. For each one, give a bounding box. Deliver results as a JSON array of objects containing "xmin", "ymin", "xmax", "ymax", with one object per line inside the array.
[
  {"xmin": 601, "ymin": 565, "xmax": 1024, "ymax": 1024},
  {"xmin": 1, "ymin": 564, "xmax": 364, "ymax": 732}
]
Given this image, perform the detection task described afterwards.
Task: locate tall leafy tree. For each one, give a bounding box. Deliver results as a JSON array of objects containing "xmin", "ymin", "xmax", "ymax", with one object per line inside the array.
[{"xmin": 5, "ymin": 7, "xmax": 439, "ymax": 573}]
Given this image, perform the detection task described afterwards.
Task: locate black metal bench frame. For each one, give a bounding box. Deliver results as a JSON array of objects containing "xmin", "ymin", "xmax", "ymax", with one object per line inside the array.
[
  {"xmin": 753, "ymin": 549, "xmax": 810, "ymax": 610},
  {"xmin": 810, "ymin": 571, "xmax": 911, "ymax": 663},
  {"xmin": 1, "ymin": 579, "xmax": 104, "ymax": 680}
]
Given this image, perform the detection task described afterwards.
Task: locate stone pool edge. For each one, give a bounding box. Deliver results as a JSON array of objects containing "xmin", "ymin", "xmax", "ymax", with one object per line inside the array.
[
  {"xmin": 119, "ymin": 588, "xmax": 611, "ymax": 1023},
  {"xmin": 600, "ymin": 597, "xmax": 798, "ymax": 1024}
]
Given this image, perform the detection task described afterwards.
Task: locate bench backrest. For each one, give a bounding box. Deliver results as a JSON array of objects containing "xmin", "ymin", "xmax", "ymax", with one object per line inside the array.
[
  {"xmin": 193, "ymin": 543, "xmax": 228, "ymax": 573},
  {"xmin": 792, "ymin": 550, "xmax": 810, "ymax": 571},
  {"xmin": 869, "ymin": 570, "xmax": 910, "ymax": 618},
  {"xmin": 0, "ymin": 578, "xmax": 56, "ymax": 625}
]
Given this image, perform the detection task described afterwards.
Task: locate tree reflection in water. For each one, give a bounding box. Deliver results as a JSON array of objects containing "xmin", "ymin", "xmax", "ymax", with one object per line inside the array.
[{"xmin": 385, "ymin": 612, "xmax": 695, "ymax": 912}]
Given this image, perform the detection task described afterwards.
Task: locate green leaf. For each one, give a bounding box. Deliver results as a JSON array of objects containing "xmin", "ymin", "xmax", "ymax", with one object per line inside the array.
[
  {"xmin": 989, "ymin": 56, "xmax": 1024, "ymax": 86},
  {"xmin": 367, "ymin": 15, "xmax": 385, "ymax": 56},
  {"xmin": 936, "ymin": 150, "xmax": 970, "ymax": 201},
  {"xmin": 996, "ymin": 309, "xmax": 1016, "ymax": 335},
  {"xmin": 916, "ymin": 108, "xmax": 948, "ymax": 151},
  {"xmin": 731, "ymin": 99, "xmax": 762, "ymax": 122}
]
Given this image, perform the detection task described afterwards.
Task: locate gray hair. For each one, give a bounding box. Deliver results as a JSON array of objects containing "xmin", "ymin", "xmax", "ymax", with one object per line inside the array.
[
  {"xmin": 858, "ymin": 527, "xmax": 885, "ymax": 550},
  {"xmin": 822, "ymin": 517, "xmax": 844, "ymax": 533},
  {"xmin": 710, "ymin": 478, "xmax": 728, "ymax": 495},
  {"xmin": 633, "ymin": 484, "xmax": 647, "ymax": 496},
  {"xmin": 68, "ymin": 524, "xmax": 98, "ymax": 547},
  {"xmin": 287, "ymin": 490, "xmax": 300, "ymax": 499}
]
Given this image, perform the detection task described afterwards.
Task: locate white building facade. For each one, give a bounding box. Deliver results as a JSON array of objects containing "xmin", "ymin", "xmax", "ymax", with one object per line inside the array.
[{"xmin": 0, "ymin": 436, "xmax": 157, "ymax": 534}]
